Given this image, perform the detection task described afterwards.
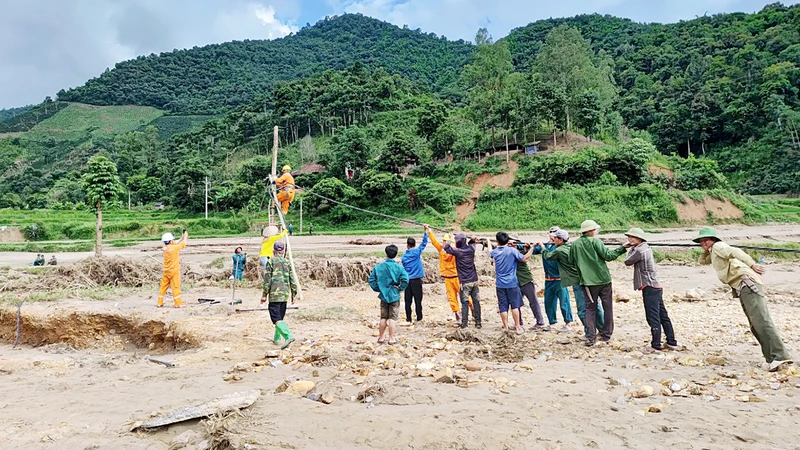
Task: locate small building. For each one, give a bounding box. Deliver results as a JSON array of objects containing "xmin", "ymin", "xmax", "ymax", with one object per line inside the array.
[{"xmin": 525, "ymin": 141, "xmax": 540, "ymax": 155}]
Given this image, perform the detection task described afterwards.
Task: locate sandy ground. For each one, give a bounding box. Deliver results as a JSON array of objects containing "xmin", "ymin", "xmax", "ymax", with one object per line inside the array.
[
  {"xmin": 1, "ymin": 230, "xmax": 799, "ymax": 449},
  {"xmin": 4, "ymin": 223, "xmax": 800, "ymax": 269}
]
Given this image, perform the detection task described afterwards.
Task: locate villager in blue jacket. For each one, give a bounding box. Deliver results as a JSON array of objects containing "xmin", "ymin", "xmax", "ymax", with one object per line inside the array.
[{"xmin": 401, "ymin": 227, "xmax": 429, "ymax": 323}]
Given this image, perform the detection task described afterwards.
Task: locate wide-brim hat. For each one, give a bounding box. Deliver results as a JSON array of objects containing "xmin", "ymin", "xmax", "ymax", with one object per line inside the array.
[
  {"xmin": 624, "ymin": 227, "xmax": 647, "ymax": 241},
  {"xmin": 579, "ymin": 220, "xmax": 600, "ymax": 234},
  {"xmin": 692, "ymin": 227, "xmax": 720, "ymax": 243}
]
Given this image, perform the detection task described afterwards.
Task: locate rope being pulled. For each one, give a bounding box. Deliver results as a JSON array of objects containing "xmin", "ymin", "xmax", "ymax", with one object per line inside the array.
[
  {"xmin": 296, "ymin": 186, "xmax": 450, "ymax": 233},
  {"xmin": 604, "ymin": 242, "xmax": 800, "ymax": 253}
]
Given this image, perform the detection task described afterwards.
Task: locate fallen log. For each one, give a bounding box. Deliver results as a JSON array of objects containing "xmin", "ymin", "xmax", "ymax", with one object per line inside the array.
[{"xmin": 131, "ymin": 389, "xmax": 261, "ymax": 431}]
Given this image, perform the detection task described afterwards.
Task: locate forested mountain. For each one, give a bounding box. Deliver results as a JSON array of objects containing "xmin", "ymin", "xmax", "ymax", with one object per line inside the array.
[
  {"xmin": 57, "ymin": 14, "xmax": 473, "ymax": 114},
  {"xmin": 0, "ymin": 105, "xmax": 34, "ymax": 123},
  {"xmin": 2, "ymin": 4, "xmax": 799, "ymax": 215}
]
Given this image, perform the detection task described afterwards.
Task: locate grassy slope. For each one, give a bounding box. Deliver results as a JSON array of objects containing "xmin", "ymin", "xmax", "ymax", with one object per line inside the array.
[{"xmin": 24, "ymin": 103, "xmax": 164, "ymax": 141}]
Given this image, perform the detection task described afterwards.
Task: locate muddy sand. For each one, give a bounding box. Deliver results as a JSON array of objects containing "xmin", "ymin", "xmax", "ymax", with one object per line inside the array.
[{"xmin": 1, "ymin": 232, "xmax": 799, "ymax": 449}]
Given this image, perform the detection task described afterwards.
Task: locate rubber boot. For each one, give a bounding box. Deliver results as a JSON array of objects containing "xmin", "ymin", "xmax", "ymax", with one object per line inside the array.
[
  {"xmin": 273, "ymin": 325, "xmax": 282, "ymax": 345},
  {"xmin": 277, "ymin": 322, "xmax": 295, "ymax": 349}
]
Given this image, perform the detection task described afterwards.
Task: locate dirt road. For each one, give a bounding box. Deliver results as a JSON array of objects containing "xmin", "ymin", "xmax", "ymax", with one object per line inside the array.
[
  {"xmin": 1, "ymin": 236, "xmax": 799, "ymax": 449},
  {"xmin": 4, "ymin": 223, "xmax": 800, "ymax": 269}
]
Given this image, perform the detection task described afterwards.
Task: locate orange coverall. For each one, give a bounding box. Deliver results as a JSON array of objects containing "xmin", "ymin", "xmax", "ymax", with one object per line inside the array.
[
  {"xmin": 428, "ymin": 231, "xmax": 461, "ymax": 313},
  {"xmin": 158, "ymin": 240, "xmax": 186, "ymax": 307},
  {"xmin": 275, "ymin": 172, "xmax": 296, "ymax": 215}
]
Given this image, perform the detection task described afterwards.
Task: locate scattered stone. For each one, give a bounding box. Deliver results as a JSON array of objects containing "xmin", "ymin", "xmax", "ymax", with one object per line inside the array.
[
  {"xmin": 320, "ymin": 393, "xmax": 335, "ymax": 404},
  {"xmin": 677, "ymin": 357, "xmax": 702, "ymax": 367},
  {"xmin": 615, "ymin": 293, "xmax": 632, "ymax": 303},
  {"xmin": 434, "ymin": 367, "xmax": 455, "ymax": 383},
  {"xmin": 222, "ymin": 374, "xmax": 242, "ymax": 382},
  {"xmin": 168, "ymin": 430, "xmax": 198, "ymax": 450},
  {"xmin": 264, "ymin": 350, "xmax": 281, "ymax": 358},
  {"xmin": 232, "ymin": 362, "xmax": 251, "ymax": 372},
  {"xmin": 222, "ymin": 347, "xmax": 231, "ymax": 354},
  {"xmin": 610, "ymin": 405, "xmax": 620, "ymax": 412},
  {"xmin": 312, "ymin": 370, "xmax": 320, "ymax": 378},
  {"xmin": 646, "ymin": 404, "xmax": 664, "ymax": 413},
  {"xmin": 682, "ymin": 288, "xmax": 707, "ymax": 301},
  {"xmin": 705, "ymin": 356, "xmax": 727, "ymax": 366},
  {"xmin": 738, "ymin": 384, "xmax": 755, "ymax": 393},
  {"xmin": 465, "ymin": 361, "xmax": 483, "ymax": 372},
  {"xmin": 634, "ymin": 386, "xmax": 655, "ymax": 398},
  {"xmin": 285, "ymin": 380, "xmax": 315, "ymax": 395}
]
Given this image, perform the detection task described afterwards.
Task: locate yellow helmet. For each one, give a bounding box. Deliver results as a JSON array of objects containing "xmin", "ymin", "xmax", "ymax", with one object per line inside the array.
[{"xmin": 282, "ymin": 165, "xmax": 291, "ymax": 172}]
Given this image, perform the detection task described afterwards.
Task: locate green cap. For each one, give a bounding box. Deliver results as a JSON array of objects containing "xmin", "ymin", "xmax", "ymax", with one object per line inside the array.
[
  {"xmin": 624, "ymin": 227, "xmax": 647, "ymax": 242},
  {"xmin": 692, "ymin": 227, "xmax": 720, "ymax": 243}
]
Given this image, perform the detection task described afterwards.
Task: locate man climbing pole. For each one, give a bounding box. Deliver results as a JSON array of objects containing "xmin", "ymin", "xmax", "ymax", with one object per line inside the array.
[
  {"xmin": 158, "ymin": 229, "xmax": 188, "ymax": 308},
  {"xmin": 274, "ymin": 165, "xmax": 295, "ymax": 215}
]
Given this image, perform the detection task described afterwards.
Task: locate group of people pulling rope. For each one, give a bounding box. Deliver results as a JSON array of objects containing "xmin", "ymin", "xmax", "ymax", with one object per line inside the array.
[{"xmin": 152, "ymin": 165, "xmax": 794, "ymax": 371}]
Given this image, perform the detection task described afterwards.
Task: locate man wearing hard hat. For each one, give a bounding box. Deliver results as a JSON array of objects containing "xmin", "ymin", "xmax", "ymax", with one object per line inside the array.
[
  {"xmin": 259, "ymin": 225, "xmax": 288, "ymax": 272},
  {"xmin": 274, "ymin": 165, "xmax": 295, "ymax": 215},
  {"xmin": 158, "ymin": 229, "xmax": 188, "ymax": 308}
]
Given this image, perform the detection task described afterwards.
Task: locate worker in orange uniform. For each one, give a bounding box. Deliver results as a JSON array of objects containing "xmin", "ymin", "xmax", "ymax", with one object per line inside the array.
[
  {"xmin": 427, "ymin": 225, "xmax": 468, "ymax": 322},
  {"xmin": 274, "ymin": 165, "xmax": 295, "ymax": 215},
  {"xmin": 158, "ymin": 229, "xmax": 187, "ymax": 308}
]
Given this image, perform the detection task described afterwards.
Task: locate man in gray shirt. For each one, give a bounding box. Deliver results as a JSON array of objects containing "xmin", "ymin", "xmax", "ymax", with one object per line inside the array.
[{"xmin": 623, "ymin": 228, "xmax": 678, "ymax": 353}]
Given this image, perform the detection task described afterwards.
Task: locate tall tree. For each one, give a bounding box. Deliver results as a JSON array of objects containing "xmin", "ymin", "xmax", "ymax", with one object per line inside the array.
[
  {"xmin": 462, "ymin": 28, "xmax": 514, "ymax": 151},
  {"xmin": 81, "ymin": 156, "xmax": 122, "ymax": 257},
  {"xmin": 534, "ymin": 25, "xmax": 617, "ymax": 138}
]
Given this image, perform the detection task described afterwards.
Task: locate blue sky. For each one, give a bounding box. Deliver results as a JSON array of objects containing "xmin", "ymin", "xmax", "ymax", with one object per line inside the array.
[{"xmin": 0, "ymin": 0, "xmax": 796, "ymax": 108}]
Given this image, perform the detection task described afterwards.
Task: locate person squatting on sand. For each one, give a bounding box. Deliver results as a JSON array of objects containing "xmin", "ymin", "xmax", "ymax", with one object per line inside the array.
[
  {"xmin": 261, "ymin": 241, "xmax": 297, "ymax": 349},
  {"xmin": 695, "ymin": 227, "xmax": 793, "ymax": 372},
  {"xmin": 158, "ymin": 229, "xmax": 188, "ymax": 308},
  {"xmin": 369, "ymin": 244, "xmax": 410, "ymax": 345}
]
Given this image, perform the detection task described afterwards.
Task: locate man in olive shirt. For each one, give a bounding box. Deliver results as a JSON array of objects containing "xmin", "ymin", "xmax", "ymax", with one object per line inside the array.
[
  {"xmin": 696, "ymin": 227, "xmax": 792, "ymax": 371},
  {"xmin": 541, "ymin": 229, "xmax": 604, "ymax": 339},
  {"xmin": 571, "ymin": 220, "xmax": 626, "ymax": 346},
  {"xmin": 511, "ymin": 237, "xmax": 548, "ymax": 331}
]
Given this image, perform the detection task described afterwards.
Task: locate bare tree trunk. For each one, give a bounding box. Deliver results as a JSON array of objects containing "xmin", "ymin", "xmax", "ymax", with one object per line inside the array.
[
  {"xmin": 95, "ymin": 200, "xmax": 103, "ymax": 257},
  {"xmin": 687, "ymin": 138, "xmax": 691, "ymax": 155},
  {"xmin": 505, "ymin": 132, "xmax": 509, "ymax": 163},
  {"xmin": 553, "ymin": 128, "xmax": 557, "ymax": 147}
]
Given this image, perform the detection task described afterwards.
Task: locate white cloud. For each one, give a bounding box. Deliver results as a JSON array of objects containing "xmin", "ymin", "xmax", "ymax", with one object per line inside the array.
[{"xmin": 215, "ymin": 3, "xmax": 298, "ymax": 42}]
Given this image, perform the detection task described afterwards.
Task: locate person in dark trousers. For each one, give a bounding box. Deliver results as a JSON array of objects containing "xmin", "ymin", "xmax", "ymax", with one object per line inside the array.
[
  {"xmin": 489, "ymin": 232, "xmax": 534, "ymax": 334},
  {"xmin": 444, "ymin": 233, "xmax": 482, "ymax": 328},
  {"xmin": 309, "ymin": 223, "xmax": 313, "ymax": 236},
  {"xmin": 622, "ymin": 228, "xmax": 678, "ymax": 353},
  {"xmin": 571, "ymin": 220, "xmax": 626, "ymax": 346},
  {"xmin": 401, "ymin": 226, "xmax": 429, "ymax": 323},
  {"xmin": 288, "ymin": 223, "xmax": 294, "ymax": 236},
  {"xmin": 509, "ymin": 236, "xmax": 548, "ymax": 331}
]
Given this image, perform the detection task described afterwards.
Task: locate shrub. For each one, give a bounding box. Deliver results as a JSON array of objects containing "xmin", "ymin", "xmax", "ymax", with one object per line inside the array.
[{"xmin": 673, "ymin": 155, "xmax": 728, "ymax": 191}]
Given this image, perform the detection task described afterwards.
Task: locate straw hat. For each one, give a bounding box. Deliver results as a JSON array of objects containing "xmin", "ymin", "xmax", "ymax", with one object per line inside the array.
[
  {"xmin": 624, "ymin": 227, "xmax": 647, "ymax": 241},
  {"xmin": 579, "ymin": 220, "xmax": 600, "ymax": 234}
]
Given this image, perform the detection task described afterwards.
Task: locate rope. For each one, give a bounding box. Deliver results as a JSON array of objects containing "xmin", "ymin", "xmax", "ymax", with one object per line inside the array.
[
  {"xmin": 295, "ymin": 185, "xmax": 449, "ymax": 233},
  {"xmin": 605, "ymin": 242, "xmax": 800, "ymax": 253}
]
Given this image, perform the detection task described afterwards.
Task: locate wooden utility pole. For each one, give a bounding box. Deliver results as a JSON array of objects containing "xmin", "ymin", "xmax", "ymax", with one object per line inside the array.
[
  {"xmin": 270, "ymin": 125, "xmax": 303, "ymax": 301},
  {"xmin": 204, "ymin": 176, "xmax": 209, "ymax": 219}
]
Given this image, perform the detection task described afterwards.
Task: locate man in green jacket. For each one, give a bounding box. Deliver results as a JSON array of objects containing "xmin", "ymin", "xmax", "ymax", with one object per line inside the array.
[
  {"xmin": 571, "ymin": 220, "xmax": 626, "ymax": 346},
  {"xmin": 695, "ymin": 227, "xmax": 792, "ymax": 371},
  {"xmin": 261, "ymin": 241, "xmax": 298, "ymax": 349},
  {"xmin": 369, "ymin": 245, "xmax": 410, "ymax": 345},
  {"xmin": 541, "ymin": 229, "xmax": 604, "ymax": 339}
]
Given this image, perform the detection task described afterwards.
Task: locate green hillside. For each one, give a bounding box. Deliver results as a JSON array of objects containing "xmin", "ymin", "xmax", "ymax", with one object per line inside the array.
[
  {"xmin": 24, "ymin": 103, "xmax": 164, "ymax": 141},
  {"xmin": 57, "ymin": 14, "xmax": 473, "ymax": 114},
  {"xmin": 0, "ymin": 6, "xmax": 798, "ymax": 228}
]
